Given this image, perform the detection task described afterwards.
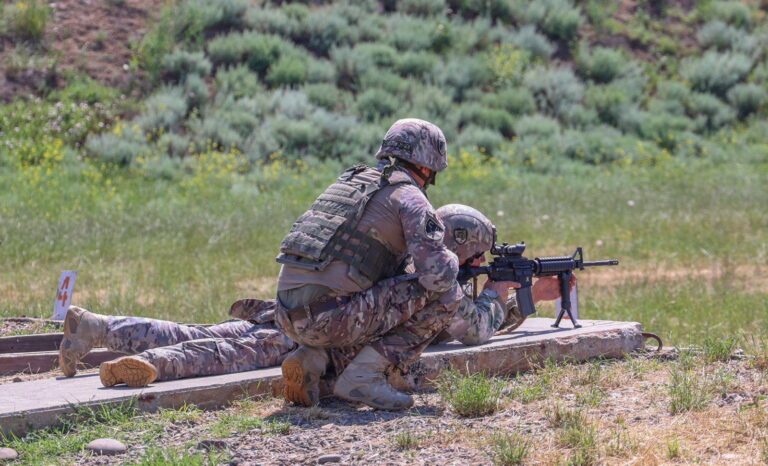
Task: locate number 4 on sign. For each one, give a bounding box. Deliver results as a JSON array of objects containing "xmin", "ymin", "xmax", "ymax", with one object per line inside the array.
[{"xmin": 53, "ymin": 271, "xmax": 77, "ymax": 321}]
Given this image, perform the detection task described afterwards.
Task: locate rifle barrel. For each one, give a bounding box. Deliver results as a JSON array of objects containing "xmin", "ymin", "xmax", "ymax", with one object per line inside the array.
[{"xmin": 583, "ymin": 260, "xmax": 619, "ymax": 267}]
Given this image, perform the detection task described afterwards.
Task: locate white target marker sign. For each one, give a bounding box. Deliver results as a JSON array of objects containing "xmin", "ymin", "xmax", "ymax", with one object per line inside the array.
[{"xmin": 52, "ymin": 271, "xmax": 77, "ymax": 320}]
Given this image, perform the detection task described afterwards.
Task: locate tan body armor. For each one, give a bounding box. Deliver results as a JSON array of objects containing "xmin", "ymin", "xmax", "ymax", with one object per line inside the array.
[{"xmin": 276, "ymin": 164, "xmax": 415, "ymax": 286}]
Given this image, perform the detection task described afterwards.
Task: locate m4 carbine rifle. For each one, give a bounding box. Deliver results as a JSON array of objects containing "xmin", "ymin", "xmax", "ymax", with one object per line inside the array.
[{"xmin": 457, "ymin": 231, "xmax": 618, "ymax": 328}]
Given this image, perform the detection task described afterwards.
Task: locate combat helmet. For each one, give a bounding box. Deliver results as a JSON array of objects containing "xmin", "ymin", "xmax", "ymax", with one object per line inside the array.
[
  {"xmin": 436, "ymin": 204, "xmax": 494, "ymax": 264},
  {"xmin": 375, "ymin": 118, "xmax": 448, "ymax": 173}
]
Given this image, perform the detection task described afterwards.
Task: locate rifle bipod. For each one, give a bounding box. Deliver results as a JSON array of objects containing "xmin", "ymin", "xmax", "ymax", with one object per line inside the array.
[{"xmin": 551, "ymin": 270, "xmax": 581, "ymax": 329}]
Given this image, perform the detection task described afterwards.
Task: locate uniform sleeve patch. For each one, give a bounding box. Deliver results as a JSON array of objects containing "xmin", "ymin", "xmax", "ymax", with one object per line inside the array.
[{"xmin": 424, "ymin": 212, "xmax": 445, "ymax": 241}]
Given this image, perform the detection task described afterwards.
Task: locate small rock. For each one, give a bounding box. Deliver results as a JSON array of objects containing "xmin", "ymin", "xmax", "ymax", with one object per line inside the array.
[
  {"xmin": 11, "ymin": 377, "xmax": 22, "ymax": 383},
  {"xmin": 198, "ymin": 440, "xmax": 228, "ymax": 451},
  {"xmin": 85, "ymin": 438, "xmax": 126, "ymax": 456},
  {"xmin": 722, "ymin": 454, "xmax": 738, "ymax": 460},
  {"xmin": 0, "ymin": 448, "xmax": 19, "ymax": 461},
  {"xmin": 320, "ymin": 423, "xmax": 334, "ymax": 429},
  {"xmin": 318, "ymin": 454, "xmax": 342, "ymax": 464}
]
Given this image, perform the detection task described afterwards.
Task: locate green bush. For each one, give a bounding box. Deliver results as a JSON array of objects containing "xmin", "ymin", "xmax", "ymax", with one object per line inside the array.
[
  {"xmin": 682, "ymin": 51, "xmax": 752, "ymax": 97},
  {"xmin": 727, "ymin": 83, "xmax": 766, "ymax": 119},
  {"xmin": 457, "ymin": 125, "xmax": 504, "ymax": 155},
  {"xmin": 85, "ymin": 127, "xmax": 149, "ymax": 166},
  {"xmin": 687, "ymin": 92, "xmax": 735, "ymax": 133},
  {"xmin": 705, "ymin": 1, "xmax": 752, "ymax": 29},
  {"xmin": 585, "ymin": 85, "xmax": 623, "ymax": 126},
  {"xmin": 161, "ymin": 50, "xmax": 212, "ymax": 83},
  {"xmin": 409, "ymin": 85, "xmax": 454, "ymax": 120},
  {"xmin": 577, "ymin": 46, "xmax": 625, "ymax": 83},
  {"xmin": 353, "ymin": 43, "xmax": 399, "ymax": 69},
  {"xmin": 484, "ymin": 87, "xmax": 536, "ymax": 116},
  {"xmin": 244, "ymin": 6, "xmax": 295, "ymax": 36},
  {"xmin": 1, "ymin": 0, "xmax": 49, "ymax": 43},
  {"xmin": 397, "ymin": 0, "xmax": 446, "ymax": 16},
  {"xmin": 458, "ymin": 103, "xmax": 515, "ymax": 137},
  {"xmin": 294, "ymin": 10, "xmax": 352, "ymax": 56},
  {"xmin": 561, "ymin": 126, "xmax": 637, "ymax": 164},
  {"xmin": 173, "ymin": 0, "xmax": 249, "ymax": 46},
  {"xmin": 359, "ymin": 70, "xmax": 409, "ymax": 95},
  {"xmin": 434, "ymin": 57, "xmax": 494, "ymax": 101},
  {"xmin": 696, "ymin": 21, "xmax": 741, "ymax": 51},
  {"xmin": 447, "ymin": 0, "xmax": 513, "ymax": 22},
  {"xmin": 215, "ymin": 65, "xmax": 263, "ymax": 99},
  {"xmin": 55, "ymin": 78, "xmax": 120, "ymax": 105},
  {"xmin": 514, "ymin": 114, "xmax": 560, "ymax": 139},
  {"xmin": 384, "ymin": 15, "xmax": 435, "ymax": 51},
  {"xmin": 136, "ymin": 87, "xmax": 189, "ymax": 133},
  {"xmin": 304, "ymin": 83, "xmax": 346, "ymax": 110},
  {"xmin": 396, "ymin": 51, "xmax": 439, "ymax": 77},
  {"xmin": 512, "ymin": 0, "xmax": 583, "ymax": 42},
  {"xmin": 638, "ymin": 112, "xmax": 691, "ymax": 151},
  {"xmin": 355, "ymin": 88, "xmax": 398, "ymax": 121},
  {"xmin": 524, "ymin": 65, "xmax": 584, "ymax": 119},
  {"xmin": 491, "ymin": 432, "xmax": 529, "ymax": 466},
  {"xmin": 207, "ymin": 32, "xmax": 286, "ymax": 75},
  {"xmin": 509, "ymin": 25, "xmax": 554, "ymax": 60},
  {"xmin": 306, "ymin": 57, "xmax": 337, "ymax": 83},
  {"xmin": 266, "ymin": 55, "xmax": 308, "ymax": 87},
  {"xmin": 182, "ymin": 74, "xmax": 210, "ymax": 110}
]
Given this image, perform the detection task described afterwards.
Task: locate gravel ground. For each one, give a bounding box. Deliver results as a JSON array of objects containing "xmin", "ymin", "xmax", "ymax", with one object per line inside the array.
[{"xmin": 48, "ymin": 352, "xmax": 768, "ymax": 466}]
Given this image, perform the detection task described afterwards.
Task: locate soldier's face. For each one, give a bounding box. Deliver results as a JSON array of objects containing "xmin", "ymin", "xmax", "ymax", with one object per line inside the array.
[{"xmin": 469, "ymin": 254, "xmax": 486, "ymax": 267}]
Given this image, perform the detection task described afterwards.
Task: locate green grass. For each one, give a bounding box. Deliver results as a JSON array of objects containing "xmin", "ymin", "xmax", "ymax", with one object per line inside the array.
[
  {"xmin": 393, "ymin": 430, "xmax": 421, "ymax": 450},
  {"xmin": 490, "ymin": 431, "xmax": 529, "ymax": 465},
  {"xmin": 210, "ymin": 412, "xmax": 290, "ymax": 437},
  {"xmin": 667, "ymin": 366, "xmax": 713, "ymax": 414},
  {"xmin": 131, "ymin": 447, "xmax": 228, "ymax": 466},
  {"xmin": 1, "ymin": 140, "xmax": 767, "ymax": 345},
  {"xmin": 437, "ymin": 370, "xmax": 505, "ymax": 417}
]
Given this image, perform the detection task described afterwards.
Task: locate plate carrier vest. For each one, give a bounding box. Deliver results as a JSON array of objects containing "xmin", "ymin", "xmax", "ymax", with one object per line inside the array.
[{"xmin": 276, "ymin": 164, "xmax": 417, "ymax": 285}]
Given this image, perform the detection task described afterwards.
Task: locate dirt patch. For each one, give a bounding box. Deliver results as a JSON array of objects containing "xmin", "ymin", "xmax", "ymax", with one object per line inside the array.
[
  {"xmin": 0, "ymin": 318, "xmax": 62, "ymax": 337},
  {"xmin": 581, "ymin": 264, "xmax": 768, "ymax": 292},
  {"xmin": 0, "ymin": 0, "xmax": 156, "ymax": 100}
]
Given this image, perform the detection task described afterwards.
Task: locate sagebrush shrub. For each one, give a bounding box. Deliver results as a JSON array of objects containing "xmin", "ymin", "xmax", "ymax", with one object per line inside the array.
[
  {"xmin": 458, "ymin": 103, "xmax": 515, "ymax": 137},
  {"xmin": 687, "ymin": 92, "xmax": 735, "ymax": 132},
  {"xmin": 577, "ymin": 46, "xmax": 625, "ymax": 83},
  {"xmin": 216, "ymin": 65, "xmax": 263, "ymax": 99},
  {"xmin": 515, "ymin": 114, "xmax": 560, "ymax": 139},
  {"xmin": 267, "ymin": 55, "xmax": 308, "ymax": 87},
  {"xmin": 707, "ymin": 1, "xmax": 752, "ymax": 28},
  {"xmin": 682, "ymin": 51, "xmax": 752, "ymax": 96},
  {"xmin": 448, "ymin": 0, "xmax": 514, "ymax": 22},
  {"xmin": 161, "ymin": 50, "xmax": 212, "ymax": 83},
  {"xmin": 355, "ymin": 88, "xmax": 398, "ymax": 121},
  {"xmin": 85, "ymin": 128, "xmax": 149, "ymax": 166},
  {"xmin": 586, "ymin": 84, "xmax": 631, "ymax": 126},
  {"xmin": 697, "ymin": 20, "xmax": 741, "ymax": 51},
  {"xmin": 484, "ymin": 87, "xmax": 536, "ymax": 116},
  {"xmin": 396, "ymin": 51, "xmax": 438, "ymax": 77},
  {"xmin": 183, "ymin": 74, "xmax": 210, "ymax": 110},
  {"xmin": 540, "ymin": 0, "xmax": 583, "ymax": 41},
  {"xmin": 294, "ymin": 10, "xmax": 352, "ymax": 55},
  {"xmin": 306, "ymin": 57, "xmax": 337, "ymax": 83},
  {"xmin": 524, "ymin": 65, "xmax": 584, "ymax": 119},
  {"xmin": 397, "ymin": 0, "xmax": 446, "ymax": 16},
  {"xmin": 433, "ymin": 57, "xmax": 493, "ymax": 101},
  {"xmin": 137, "ymin": 87, "xmax": 189, "ymax": 133},
  {"xmin": 727, "ymin": 83, "xmax": 766, "ymax": 119},
  {"xmin": 174, "ymin": 0, "xmax": 248, "ymax": 45},
  {"xmin": 304, "ymin": 83, "xmax": 346, "ymax": 110},
  {"xmin": 207, "ymin": 32, "xmax": 286, "ymax": 75},
  {"xmin": 509, "ymin": 25, "xmax": 554, "ymax": 60},
  {"xmin": 244, "ymin": 6, "xmax": 295, "ymax": 36},
  {"xmin": 359, "ymin": 70, "xmax": 408, "ymax": 95},
  {"xmin": 457, "ymin": 125, "xmax": 504, "ymax": 155},
  {"xmin": 384, "ymin": 14, "xmax": 435, "ymax": 51},
  {"xmin": 1, "ymin": 0, "xmax": 49, "ymax": 42}
]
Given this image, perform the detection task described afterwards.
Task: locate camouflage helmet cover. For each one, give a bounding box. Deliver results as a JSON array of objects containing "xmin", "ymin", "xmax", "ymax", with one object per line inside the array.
[
  {"xmin": 436, "ymin": 204, "xmax": 494, "ymax": 264},
  {"xmin": 375, "ymin": 118, "xmax": 448, "ymax": 172}
]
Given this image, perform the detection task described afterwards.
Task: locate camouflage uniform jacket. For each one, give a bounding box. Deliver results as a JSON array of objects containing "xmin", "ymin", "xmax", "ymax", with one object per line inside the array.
[{"xmin": 443, "ymin": 283, "xmax": 521, "ymax": 345}]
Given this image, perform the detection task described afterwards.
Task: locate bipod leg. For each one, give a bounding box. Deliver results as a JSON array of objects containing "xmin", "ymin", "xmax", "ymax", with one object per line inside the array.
[{"xmin": 551, "ymin": 271, "xmax": 581, "ymax": 329}]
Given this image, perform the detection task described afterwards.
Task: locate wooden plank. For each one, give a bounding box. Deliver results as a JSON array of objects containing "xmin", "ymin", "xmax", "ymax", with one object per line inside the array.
[
  {"xmin": 0, "ymin": 333, "xmax": 64, "ymax": 354},
  {"xmin": 0, "ymin": 349, "xmax": 122, "ymax": 376}
]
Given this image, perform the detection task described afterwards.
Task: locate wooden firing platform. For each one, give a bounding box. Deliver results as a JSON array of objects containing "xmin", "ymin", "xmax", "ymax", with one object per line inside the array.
[{"xmin": 0, "ymin": 318, "xmax": 644, "ymax": 437}]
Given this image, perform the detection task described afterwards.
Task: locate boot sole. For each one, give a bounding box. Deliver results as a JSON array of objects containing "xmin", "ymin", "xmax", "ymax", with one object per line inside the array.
[
  {"xmin": 100, "ymin": 358, "xmax": 158, "ymax": 388},
  {"xmin": 59, "ymin": 309, "xmax": 84, "ymax": 377},
  {"xmin": 281, "ymin": 357, "xmax": 314, "ymax": 407}
]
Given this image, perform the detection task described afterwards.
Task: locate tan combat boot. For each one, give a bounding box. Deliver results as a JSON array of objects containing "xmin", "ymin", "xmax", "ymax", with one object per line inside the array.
[
  {"xmin": 281, "ymin": 345, "xmax": 329, "ymax": 406},
  {"xmin": 58, "ymin": 306, "xmax": 110, "ymax": 377},
  {"xmin": 100, "ymin": 356, "xmax": 158, "ymax": 387},
  {"xmin": 333, "ymin": 346, "xmax": 414, "ymax": 411}
]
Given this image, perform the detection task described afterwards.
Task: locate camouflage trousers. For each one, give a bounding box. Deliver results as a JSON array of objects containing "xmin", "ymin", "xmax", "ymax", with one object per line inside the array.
[
  {"xmin": 275, "ymin": 275, "xmax": 462, "ymax": 373},
  {"xmin": 103, "ymin": 317, "xmax": 296, "ymax": 381}
]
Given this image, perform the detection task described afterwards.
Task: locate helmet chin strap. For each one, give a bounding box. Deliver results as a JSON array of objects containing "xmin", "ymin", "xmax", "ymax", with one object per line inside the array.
[{"xmin": 395, "ymin": 160, "xmax": 435, "ymax": 186}]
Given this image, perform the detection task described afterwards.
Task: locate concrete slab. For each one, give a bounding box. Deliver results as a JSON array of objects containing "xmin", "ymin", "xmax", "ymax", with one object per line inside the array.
[{"xmin": 0, "ymin": 318, "xmax": 643, "ymax": 437}]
